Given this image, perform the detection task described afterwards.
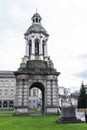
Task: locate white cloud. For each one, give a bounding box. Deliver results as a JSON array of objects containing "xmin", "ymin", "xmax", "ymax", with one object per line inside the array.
[{"xmin": 0, "ymin": 0, "xmax": 87, "ymax": 91}]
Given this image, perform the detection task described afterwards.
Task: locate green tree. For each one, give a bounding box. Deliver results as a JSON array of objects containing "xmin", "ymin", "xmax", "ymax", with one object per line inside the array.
[{"xmin": 77, "ymin": 81, "xmax": 87, "ymax": 108}]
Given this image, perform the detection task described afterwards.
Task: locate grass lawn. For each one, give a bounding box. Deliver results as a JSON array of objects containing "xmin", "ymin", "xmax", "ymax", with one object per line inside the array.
[
  {"xmin": 0, "ymin": 109, "xmax": 40, "ymax": 115},
  {"xmin": 0, "ymin": 115, "xmax": 87, "ymax": 130},
  {"xmin": 0, "ymin": 110, "xmax": 14, "ymax": 114}
]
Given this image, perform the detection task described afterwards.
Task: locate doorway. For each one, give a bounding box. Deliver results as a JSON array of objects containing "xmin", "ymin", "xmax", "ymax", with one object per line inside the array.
[{"xmin": 29, "ymin": 82, "xmax": 45, "ymax": 115}]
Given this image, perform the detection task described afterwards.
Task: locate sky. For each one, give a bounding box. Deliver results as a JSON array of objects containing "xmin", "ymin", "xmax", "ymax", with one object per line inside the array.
[{"xmin": 0, "ymin": 0, "xmax": 87, "ymax": 92}]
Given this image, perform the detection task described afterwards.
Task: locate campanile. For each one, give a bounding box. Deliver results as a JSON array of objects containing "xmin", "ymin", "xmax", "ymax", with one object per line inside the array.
[{"xmin": 14, "ymin": 12, "xmax": 60, "ymax": 115}]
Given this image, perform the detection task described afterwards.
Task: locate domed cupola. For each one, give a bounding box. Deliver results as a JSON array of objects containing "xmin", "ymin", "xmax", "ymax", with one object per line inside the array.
[
  {"xmin": 24, "ymin": 13, "xmax": 49, "ymax": 37},
  {"xmin": 31, "ymin": 12, "xmax": 42, "ymax": 24},
  {"xmin": 24, "ymin": 12, "xmax": 49, "ymax": 61}
]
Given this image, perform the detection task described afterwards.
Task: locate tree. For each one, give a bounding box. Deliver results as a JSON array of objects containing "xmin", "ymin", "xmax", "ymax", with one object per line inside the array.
[{"xmin": 77, "ymin": 81, "xmax": 87, "ymax": 108}]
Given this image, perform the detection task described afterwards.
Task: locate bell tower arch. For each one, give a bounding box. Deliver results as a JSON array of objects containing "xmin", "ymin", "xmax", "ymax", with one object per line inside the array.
[{"xmin": 14, "ymin": 12, "xmax": 60, "ymax": 115}]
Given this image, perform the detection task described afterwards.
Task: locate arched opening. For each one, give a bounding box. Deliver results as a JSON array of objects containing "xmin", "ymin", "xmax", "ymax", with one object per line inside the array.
[
  {"xmin": 3, "ymin": 101, "xmax": 8, "ymax": 109},
  {"xmin": 35, "ymin": 39, "xmax": 39, "ymax": 56},
  {"xmin": 36, "ymin": 18, "xmax": 38, "ymax": 23},
  {"xmin": 9, "ymin": 101, "xmax": 13, "ymax": 109},
  {"xmin": 29, "ymin": 82, "xmax": 45, "ymax": 115},
  {"xmin": 29, "ymin": 40, "xmax": 32, "ymax": 58},
  {"xmin": 33, "ymin": 18, "xmax": 35, "ymax": 23},
  {"xmin": 42, "ymin": 40, "xmax": 45, "ymax": 57}
]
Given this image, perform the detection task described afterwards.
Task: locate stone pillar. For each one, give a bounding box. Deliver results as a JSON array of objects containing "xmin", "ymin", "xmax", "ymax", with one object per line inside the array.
[
  {"xmin": 44, "ymin": 43, "xmax": 48, "ymax": 60},
  {"xmin": 31, "ymin": 38, "xmax": 35, "ymax": 60},
  {"xmin": 46, "ymin": 78, "xmax": 59, "ymax": 114},
  {"xmin": 40, "ymin": 39, "xmax": 43, "ymax": 60},
  {"xmin": 45, "ymin": 43, "xmax": 47, "ymax": 57},
  {"xmin": 14, "ymin": 77, "xmax": 29, "ymax": 115},
  {"xmin": 52, "ymin": 80, "xmax": 59, "ymax": 106},
  {"xmin": 25, "ymin": 41, "xmax": 29, "ymax": 56}
]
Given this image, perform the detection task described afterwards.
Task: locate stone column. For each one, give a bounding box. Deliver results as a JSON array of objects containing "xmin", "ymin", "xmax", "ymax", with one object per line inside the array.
[
  {"xmin": 14, "ymin": 76, "xmax": 29, "ymax": 115},
  {"xmin": 31, "ymin": 38, "xmax": 35, "ymax": 60},
  {"xmin": 46, "ymin": 78, "xmax": 59, "ymax": 114},
  {"xmin": 25, "ymin": 40, "xmax": 29, "ymax": 56},
  {"xmin": 44, "ymin": 43, "xmax": 48, "ymax": 60},
  {"xmin": 40, "ymin": 39, "xmax": 43, "ymax": 60},
  {"xmin": 52, "ymin": 80, "xmax": 59, "ymax": 106},
  {"xmin": 46, "ymin": 43, "xmax": 48, "ymax": 57}
]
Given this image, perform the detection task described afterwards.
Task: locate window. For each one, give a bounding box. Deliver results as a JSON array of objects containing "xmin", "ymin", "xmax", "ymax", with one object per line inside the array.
[
  {"xmin": 39, "ymin": 19, "xmax": 40, "ymax": 22},
  {"xmin": 5, "ymin": 80, "xmax": 9, "ymax": 87},
  {"xmin": 33, "ymin": 19, "xmax": 35, "ymax": 23},
  {"xmin": 3, "ymin": 101, "xmax": 8, "ymax": 108},
  {"xmin": 0, "ymin": 80, "xmax": 3, "ymax": 86},
  {"xmin": 35, "ymin": 39, "xmax": 39, "ymax": 55},
  {"xmin": 10, "ymin": 80, "xmax": 15, "ymax": 87},
  {"xmin": 5, "ymin": 89, "xmax": 8, "ymax": 96},
  {"xmin": 10, "ymin": 89, "xmax": 14, "ymax": 95},
  {"xmin": 9, "ymin": 101, "xmax": 13, "ymax": 108},
  {"xmin": 0, "ymin": 89, "xmax": 2, "ymax": 96},
  {"xmin": 33, "ymin": 100, "xmax": 36, "ymax": 103},
  {"xmin": 36, "ymin": 18, "xmax": 38, "ymax": 23}
]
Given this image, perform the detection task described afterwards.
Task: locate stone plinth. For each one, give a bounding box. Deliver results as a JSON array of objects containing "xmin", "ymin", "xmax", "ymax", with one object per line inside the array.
[{"xmin": 57, "ymin": 106, "xmax": 84, "ymax": 123}]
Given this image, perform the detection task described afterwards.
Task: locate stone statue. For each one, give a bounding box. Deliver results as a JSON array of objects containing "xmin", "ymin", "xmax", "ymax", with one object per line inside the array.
[{"xmin": 47, "ymin": 57, "xmax": 54, "ymax": 69}]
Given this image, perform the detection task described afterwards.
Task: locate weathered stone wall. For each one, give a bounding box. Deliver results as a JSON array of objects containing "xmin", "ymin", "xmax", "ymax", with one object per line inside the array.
[{"xmin": 14, "ymin": 73, "xmax": 59, "ymax": 114}]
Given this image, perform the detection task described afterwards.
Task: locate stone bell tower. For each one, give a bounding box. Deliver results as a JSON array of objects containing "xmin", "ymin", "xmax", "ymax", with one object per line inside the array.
[
  {"xmin": 24, "ymin": 12, "xmax": 48, "ymax": 61},
  {"xmin": 14, "ymin": 12, "xmax": 60, "ymax": 115}
]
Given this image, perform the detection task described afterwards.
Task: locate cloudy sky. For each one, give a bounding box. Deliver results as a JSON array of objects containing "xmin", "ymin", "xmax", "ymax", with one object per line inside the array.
[{"xmin": 0, "ymin": 0, "xmax": 87, "ymax": 92}]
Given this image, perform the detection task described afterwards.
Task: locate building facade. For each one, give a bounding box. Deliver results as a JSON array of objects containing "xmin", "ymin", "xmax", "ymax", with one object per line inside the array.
[
  {"xmin": 0, "ymin": 71, "xmax": 41, "ymax": 110},
  {"xmin": 0, "ymin": 71, "xmax": 15, "ymax": 110}
]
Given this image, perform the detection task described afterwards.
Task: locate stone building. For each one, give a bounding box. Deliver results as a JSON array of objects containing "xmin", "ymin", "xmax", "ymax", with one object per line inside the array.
[
  {"xmin": 0, "ymin": 71, "xmax": 15, "ymax": 110},
  {"xmin": 0, "ymin": 71, "xmax": 41, "ymax": 110},
  {"xmin": 14, "ymin": 12, "xmax": 60, "ymax": 115}
]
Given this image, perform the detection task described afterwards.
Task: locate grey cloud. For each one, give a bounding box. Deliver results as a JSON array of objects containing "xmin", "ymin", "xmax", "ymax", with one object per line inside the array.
[{"xmin": 73, "ymin": 70, "xmax": 87, "ymax": 79}]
